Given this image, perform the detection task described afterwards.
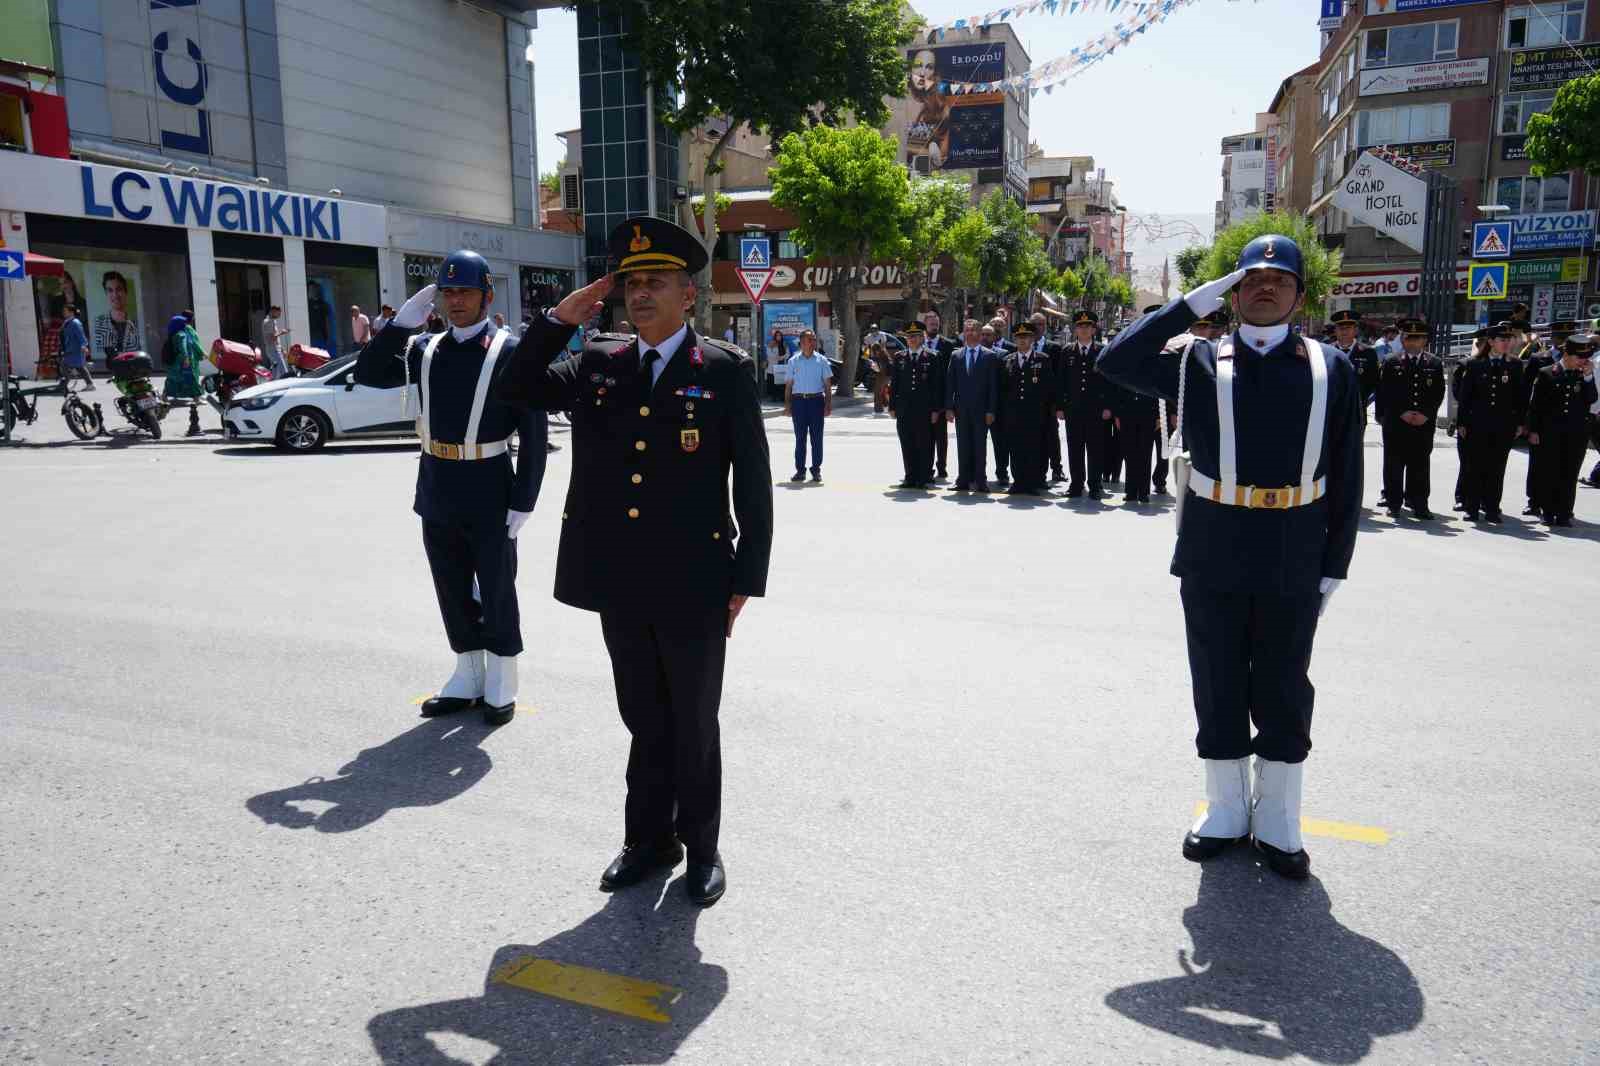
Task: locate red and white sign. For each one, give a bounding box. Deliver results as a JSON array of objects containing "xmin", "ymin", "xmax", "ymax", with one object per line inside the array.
[
  {"xmin": 1331, "ymin": 267, "xmax": 1470, "ymax": 300},
  {"xmin": 737, "ymin": 268, "xmax": 773, "ymax": 304}
]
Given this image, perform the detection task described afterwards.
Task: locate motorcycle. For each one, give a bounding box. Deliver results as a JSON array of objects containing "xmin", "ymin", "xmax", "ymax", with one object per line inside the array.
[
  {"xmin": 2, "ymin": 373, "xmax": 102, "ymax": 441},
  {"xmin": 206, "ymin": 339, "xmax": 275, "ymax": 409},
  {"xmin": 108, "ymin": 351, "xmax": 167, "ymax": 439}
]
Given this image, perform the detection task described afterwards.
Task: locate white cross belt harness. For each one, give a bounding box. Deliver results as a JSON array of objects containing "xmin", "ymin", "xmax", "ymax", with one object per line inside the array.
[
  {"xmin": 1182, "ymin": 334, "xmax": 1329, "ymax": 510},
  {"xmin": 413, "ymin": 327, "xmax": 515, "ymax": 460}
]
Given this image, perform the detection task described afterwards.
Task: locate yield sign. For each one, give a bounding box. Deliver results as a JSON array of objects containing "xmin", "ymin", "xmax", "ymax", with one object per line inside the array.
[{"xmin": 737, "ymin": 268, "xmax": 773, "ymax": 304}]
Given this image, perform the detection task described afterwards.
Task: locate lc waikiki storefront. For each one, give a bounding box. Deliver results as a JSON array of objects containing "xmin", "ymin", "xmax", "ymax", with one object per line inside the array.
[{"xmin": 0, "ymin": 152, "xmax": 387, "ymax": 378}]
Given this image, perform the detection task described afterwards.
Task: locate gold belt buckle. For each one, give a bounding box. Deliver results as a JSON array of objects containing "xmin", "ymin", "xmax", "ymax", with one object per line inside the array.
[
  {"xmin": 1248, "ymin": 486, "xmax": 1293, "ymax": 509},
  {"xmin": 433, "ymin": 441, "xmax": 463, "ymax": 460}
]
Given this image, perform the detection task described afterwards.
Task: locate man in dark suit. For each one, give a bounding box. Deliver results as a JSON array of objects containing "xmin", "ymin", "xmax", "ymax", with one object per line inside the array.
[
  {"xmin": 945, "ymin": 318, "xmax": 1000, "ymax": 491},
  {"xmin": 1031, "ymin": 311, "xmax": 1068, "ymax": 483},
  {"xmin": 493, "ymin": 217, "xmax": 773, "ymax": 907}
]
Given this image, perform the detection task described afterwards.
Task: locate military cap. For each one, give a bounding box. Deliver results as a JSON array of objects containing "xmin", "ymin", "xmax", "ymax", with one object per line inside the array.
[
  {"xmin": 437, "ymin": 249, "xmax": 492, "ymax": 293},
  {"xmin": 1549, "ymin": 318, "xmax": 1580, "ymax": 333},
  {"xmin": 1013, "ymin": 321, "xmax": 1036, "ymax": 338},
  {"xmin": 1329, "ymin": 309, "xmax": 1360, "ymax": 326},
  {"xmin": 903, "ymin": 320, "xmax": 926, "ymax": 337},
  {"xmin": 1397, "ymin": 316, "xmax": 1429, "ymax": 337},
  {"xmin": 608, "ymin": 215, "xmax": 709, "ymax": 275},
  {"xmin": 1477, "ymin": 320, "xmax": 1512, "ymax": 339},
  {"xmin": 1072, "ymin": 309, "xmax": 1098, "ymax": 327},
  {"xmin": 1200, "ymin": 306, "xmax": 1231, "ymax": 326},
  {"xmin": 1237, "ymin": 234, "xmax": 1304, "ymax": 287},
  {"xmin": 1562, "ymin": 332, "xmax": 1594, "ymax": 355}
]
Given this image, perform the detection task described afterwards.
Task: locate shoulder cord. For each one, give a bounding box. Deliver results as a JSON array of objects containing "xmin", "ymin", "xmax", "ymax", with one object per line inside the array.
[{"xmin": 1170, "ymin": 337, "xmax": 1196, "ymax": 455}]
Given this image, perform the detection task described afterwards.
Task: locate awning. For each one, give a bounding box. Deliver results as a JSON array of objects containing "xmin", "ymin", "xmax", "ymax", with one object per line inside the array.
[{"xmin": 24, "ymin": 251, "xmax": 63, "ymax": 277}]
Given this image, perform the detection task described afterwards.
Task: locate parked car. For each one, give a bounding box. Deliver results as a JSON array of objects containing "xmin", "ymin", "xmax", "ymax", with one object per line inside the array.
[{"xmin": 223, "ymin": 353, "xmax": 416, "ymax": 451}]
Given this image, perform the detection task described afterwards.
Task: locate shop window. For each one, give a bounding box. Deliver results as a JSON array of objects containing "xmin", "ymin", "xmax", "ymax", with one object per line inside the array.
[
  {"xmin": 1494, "ymin": 173, "xmax": 1572, "ymax": 213},
  {"xmin": 1499, "ymin": 90, "xmax": 1557, "ymax": 134},
  {"xmin": 1363, "ymin": 21, "xmax": 1458, "ymax": 68},
  {"xmin": 1506, "ymin": 2, "xmax": 1584, "ymax": 48}
]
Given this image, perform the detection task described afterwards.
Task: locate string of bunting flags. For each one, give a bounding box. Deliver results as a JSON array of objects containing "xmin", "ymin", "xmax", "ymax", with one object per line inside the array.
[{"xmin": 925, "ymin": 0, "xmax": 1257, "ymax": 97}]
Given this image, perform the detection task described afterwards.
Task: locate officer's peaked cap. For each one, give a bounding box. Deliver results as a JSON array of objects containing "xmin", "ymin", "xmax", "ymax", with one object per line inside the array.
[
  {"xmin": 1329, "ymin": 309, "xmax": 1360, "ymax": 326},
  {"xmin": 438, "ymin": 250, "xmax": 493, "ymax": 293},
  {"xmin": 1072, "ymin": 309, "xmax": 1098, "ymax": 326},
  {"xmin": 1237, "ymin": 234, "xmax": 1304, "ymax": 287},
  {"xmin": 609, "ymin": 216, "xmax": 709, "ymax": 275},
  {"xmin": 1398, "ymin": 316, "xmax": 1429, "ymax": 336}
]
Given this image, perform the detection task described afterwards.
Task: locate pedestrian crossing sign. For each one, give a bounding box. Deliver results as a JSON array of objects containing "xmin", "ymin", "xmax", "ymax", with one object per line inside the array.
[
  {"xmin": 1468, "ymin": 262, "xmax": 1507, "ymax": 300},
  {"xmin": 1472, "ymin": 221, "xmax": 1511, "ymax": 258},
  {"xmin": 739, "ymin": 237, "xmax": 771, "ymax": 270}
]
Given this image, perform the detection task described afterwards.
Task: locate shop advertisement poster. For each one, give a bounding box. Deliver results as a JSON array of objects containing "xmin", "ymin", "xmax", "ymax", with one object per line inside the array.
[
  {"xmin": 1531, "ymin": 284, "xmax": 1555, "ymax": 325},
  {"xmin": 1357, "ymin": 57, "xmax": 1489, "ymax": 97},
  {"xmin": 761, "ymin": 301, "xmax": 816, "ymax": 358},
  {"xmin": 1508, "ymin": 43, "xmax": 1600, "ymax": 92},
  {"xmin": 1500, "ymin": 135, "xmax": 1528, "ymax": 162},
  {"xmin": 70, "ymin": 261, "xmax": 148, "ymax": 362},
  {"xmin": 901, "ymin": 43, "xmax": 1007, "ymax": 172},
  {"xmin": 1509, "ymin": 210, "xmax": 1596, "ymax": 252},
  {"xmin": 1367, "ymin": 139, "xmax": 1455, "ymax": 168}
]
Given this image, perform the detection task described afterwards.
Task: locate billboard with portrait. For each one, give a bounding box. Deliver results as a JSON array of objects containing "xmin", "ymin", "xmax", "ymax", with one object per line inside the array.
[
  {"xmin": 65, "ymin": 262, "xmax": 147, "ymax": 364},
  {"xmin": 900, "ymin": 43, "xmax": 1007, "ymax": 173},
  {"xmin": 761, "ymin": 301, "xmax": 816, "ymax": 358}
]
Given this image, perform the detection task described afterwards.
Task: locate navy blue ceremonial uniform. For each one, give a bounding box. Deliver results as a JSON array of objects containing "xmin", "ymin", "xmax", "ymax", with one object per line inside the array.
[
  {"xmin": 991, "ymin": 336, "xmax": 1016, "ymax": 481},
  {"xmin": 1528, "ymin": 363, "xmax": 1598, "ymax": 522},
  {"xmin": 999, "ymin": 346, "xmax": 1057, "ymax": 492},
  {"xmin": 931, "ymin": 334, "xmax": 956, "ymax": 478},
  {"xmin": 888, "ymin": 340, "xmax": 946, "ymax": 485},
  {"xmin": 355, "ymin": 320, "xmax": 547, "ymax": 657},
  {"xmin": 1455, "ymin": 353, "xmax": 1524, "ymax": 516},
  {"xmin": 1098, "ymin": 299, "xmax": 1363, "ymax": 763},
  {"xmin": 1113, "ymin": 374, "xmax": 1160, "ymax": 501},
  {"xmin": 493, "ymin": 319, "xmax": 772, "ymax": 863},
  {"xmin": 1520, "ymin": 346, "xmax": 1556, "ymax": 509},
  {"xmin": 1376, "ymin": 349, "xmax": 1445, "ymax": 513},
  {"xmin": 1061, "ymin": 340, "xmax": 1110, "ymax": 494},
  {"xmin": 1038, "ymin": 334, "xmax": 1067, "ymax": 480}
]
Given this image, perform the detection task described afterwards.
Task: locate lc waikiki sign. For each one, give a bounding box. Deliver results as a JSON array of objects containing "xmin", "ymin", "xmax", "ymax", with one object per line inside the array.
[{"xmin": 0, "ymin": 153, "xmax": 388, "ymax": 247}]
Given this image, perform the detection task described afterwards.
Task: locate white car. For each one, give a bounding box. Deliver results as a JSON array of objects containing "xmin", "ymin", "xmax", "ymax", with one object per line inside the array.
[{"xmin": 223, "ymin": 354, "xmax": 417, "ymax": 451}]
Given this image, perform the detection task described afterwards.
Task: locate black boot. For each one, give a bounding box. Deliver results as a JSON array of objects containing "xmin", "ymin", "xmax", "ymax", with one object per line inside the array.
[
  {"xmin": 1254, "ymin": 838, "xmax": 1310, "ymax": 880},
  {"xmin": 600, "ymin": 838, "xmax": 684, "ymax": 891},
  {"xmin": 1182, "ymin": 831, "xmax": 1241, "ymax": 862}
]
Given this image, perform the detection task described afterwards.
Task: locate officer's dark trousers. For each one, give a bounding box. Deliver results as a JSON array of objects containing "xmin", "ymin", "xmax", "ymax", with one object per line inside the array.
[
  {"xmin": 1462, "ymin": 430, "xmax": 1515, "ymax": 514},
  {"xmin": 989, "ymin": 414, "xmax": 1009, "ymax": 479},
  {"xmin": 932, "ymin": 413, "xmax": 948, "ymax": 476},
  {"xmin": 1121, "ymin": 417, "xmax": 1156, "ymax": 498},
  {"xmin": 422, "ymin": 518, "xmax": 522, "ymax": 657},
  {"xmin": 1526, "ymin": 437, "xmax": 1544, "ymax": 506},
  {"xmin": 1539, "ymin": 429, "xmax": 1588, "ymax": 518},
  {"xmin": 1045, "ymin": 414, "xmax": 1063, "ymax": 476},
  {"xmin": 1103, "ymin": 418, "xmax": 1122, "ymax": 482},
  {"xmin": 1064, "ymin": 412, "xmax": 1105, "ymax": 491},
  {"xmin": 954, "ymin": 410, "xmax": 989, "ymax": 486},
  {"xmin": 1454, "ymin": 433, "xmax": 1468, "ymax": 505},
  {"xmin": 1588, "ymin": 416, "xmax": 1600, "ymax": 483},
  {"xmin": 1382, "ymin": 419, "xmax": 1434, "ymax": 508},
  {"xmin": 1179, "ymin": 579, "xmax": 1319, "ymax": 763},
  {"xmin": 600, "ymin": 610, "xmax": 726, "ymax": 863},
  {"xmin": 1005, "ymin": 415, "xmax": 1044, "ymax": 490},
  {"xmin": 895, "ymin": 412, "xmax": 932, "ymax": 484}
]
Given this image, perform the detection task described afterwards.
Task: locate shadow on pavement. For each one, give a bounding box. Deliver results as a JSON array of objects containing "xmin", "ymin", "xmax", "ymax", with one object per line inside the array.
[
  {"xmin": 367, "ymin": 872, "xmax": 726, "ymax": 1065},
  {"xmin": 245, "ymin": 717, "xmax": 494, "ymax": 832},
  {"xmin": 213, "ymin": 442, "xmax": 419, "ymax": 458},
  {"xmin": 1104, "ymin": 853, "xmax": 1423, "ymax": 1063}
]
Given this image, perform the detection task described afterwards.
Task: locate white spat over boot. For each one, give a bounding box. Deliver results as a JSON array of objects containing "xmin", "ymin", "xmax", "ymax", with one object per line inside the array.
[
  {"xmin": 482, "ymin": 653, "xmax": 518, "ymax": 725},
  {"xmin": 421, "ymin": 651, "xmax": 485, "ymax": 717},
  {"xmin": 1252, "ymin": 757, "xmax": 1309, "ymax": 880},
  {"xmin": 1182, "ymin": 757, "xmax": 1251, "ymax": 861}
]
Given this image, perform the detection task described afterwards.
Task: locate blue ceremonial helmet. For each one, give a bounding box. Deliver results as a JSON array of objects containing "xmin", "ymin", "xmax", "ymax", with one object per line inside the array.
[
  {"xmin": 437, "ymin": 249, "xmax": 493, "ymax": 293},
  {"xmin": 1237, "ymin": 234, "xmax": 1304, "ymax": 291}
]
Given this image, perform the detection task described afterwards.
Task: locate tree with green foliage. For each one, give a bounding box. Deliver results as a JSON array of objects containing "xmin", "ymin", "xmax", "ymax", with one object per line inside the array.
[
  {"xmin": 538, "ymin": 171, "xmax": 561, "ymax": 197},
  {"xmin": 1524, "ymin": 73, "xmax": 1600, "ymax": 177},
  {"xmin": 1077, "ymin": 254, "xmax": 1111, "ymax": 309},
  {"xmin": 1106, "ymin": 275, "xmax": 1135, "ymax": 312},
  {"xmin": 948, "ymin": 189, "xmax": 1048, "ymax": 309},
  {"xmin": 1193, "ymin": 211, "xmax": 1341, "ymax": 320},
  {"xmin": 770, "ymin": 125, "xmax": 911, "ymax": 395},
  {"xmin": 1173, "ymin": 245, "xmax": 1211, "ymax": 291},
  {"xmin": 1052, "ymin": 266, "xmax": 1085, "ymax": 304},
  {"xmin": 604, "ymin": 0, "xmax": 915, "ymax": 329},
  {"xmin": 896, "ymin": 176, "xmax": 973, "ymax": 325}
]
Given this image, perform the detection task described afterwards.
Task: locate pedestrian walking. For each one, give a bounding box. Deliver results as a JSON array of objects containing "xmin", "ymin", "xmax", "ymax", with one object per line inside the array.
[
  {"xmin": 351, "ymin": 305, "xmax": 372, "ymax": 348},
  {"xmin": 1098, "ymin": 234, "xmax": 1363, "ymax": 881},
  {"xmin": 492, "ymin": 215, "xmax": 773, "ymax": 907},
  {"xmin": 1000, "ymin": 321, "xmax": 1057, "ymax": 495},
  {"xmin": 372, "ymin": 304, "xmax": 396, "ymax": 333},
  {"xmin": 1376, "ymin": 317, "xmax": 1446, "ymax": 519},
  {"xmin": 1059, "ymin": 310, "xmax": 1110, "ymax": 499},
  {"xmin": 1454, "ymin": 321, "xmax": 1523, "ymax": 523},
  {"xmin": 784, "ymin": 328, "xmax": 832, "ymax": 483},
  {"xmin": 354, "ymin": 250, "xmax": 550, "ymax": 727},
  {"xmin": 1527, "ymin": 333, "xmax": 1597, "ymax": 527},
  {"xmin": 260, "ymin": 304, "xmax": 291, "ymax": 379},
  {"xmin": 945, "ymin": 318, "xmax": 1000, "ymax": 492},
  {"xmin": 888, "ymin": 321, "xmax": 945, "ymax": 488},
  {"xmin": 57, "ymin": 304, "xmax": 94, "ymax": 392}
]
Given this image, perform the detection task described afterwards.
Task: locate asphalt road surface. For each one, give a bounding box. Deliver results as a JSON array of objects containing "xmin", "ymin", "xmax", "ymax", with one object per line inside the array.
[{"xmin": 4, "ymin": 402, "xmax": 1598, "ymax": 1065}]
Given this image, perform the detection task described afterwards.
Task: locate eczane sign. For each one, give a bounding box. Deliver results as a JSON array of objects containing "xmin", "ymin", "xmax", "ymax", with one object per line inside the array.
[{"xmin": 1332, "ymin": 151, "xmax": 1427, "ymax": 252}]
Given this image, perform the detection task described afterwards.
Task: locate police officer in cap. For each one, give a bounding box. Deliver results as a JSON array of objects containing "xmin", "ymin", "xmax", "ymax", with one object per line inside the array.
[
  {"xmin": 1454, "ymin": 320, "xmax": 1524, "ymax": 523},
  {"xmin": 1058, "ymin": 309, "xmax": 1110, "ymax": 498},
  {"xmin": 1098, "ymin": 235, "xmax": 1363, "ymax": 881},
  {"xmin": 1000, "ymin": 320, "xmax": 1057, "ymax": 494},
  {"xmin": 494, "ymin": 216, "xmax": 773, "ymax": 907},
  {"xmin": 888, "ymin": 320, "xmax": 946, "ymax": 488},
  {"xmin": 1376, "ymin": 316, "xmax": 1446, "ymax": 519},
  {"xmin": 355, "ymin": 251, "xmax": 548, "ymax": 726},
  {"xmin": 1520, "ymin": 319, "xmax": 1571, "ymax": 515},
  {"xmin": 1527, "ymin": 332, "xmax": 1598, "ymax": 527}
]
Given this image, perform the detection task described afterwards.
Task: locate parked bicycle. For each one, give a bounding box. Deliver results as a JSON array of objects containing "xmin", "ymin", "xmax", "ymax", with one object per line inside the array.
[{"xmin": 2, "ymin": 373, "xmax": 102, "ymax": 441}]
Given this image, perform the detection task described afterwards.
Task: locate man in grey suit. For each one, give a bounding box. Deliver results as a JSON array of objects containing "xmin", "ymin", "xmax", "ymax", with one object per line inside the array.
[{"xmin": 945, "ymin": 318, "xmax": 1000, "ymax": 491}]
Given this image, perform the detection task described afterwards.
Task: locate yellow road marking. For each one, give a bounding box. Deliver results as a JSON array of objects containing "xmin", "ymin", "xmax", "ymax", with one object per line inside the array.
[
  {"xmin": 490, "ymin": 956, "xmax": 682, "ymax": 1023},
  {"xmin": 1192, "ymin": 802, "xmax": 1391, "ymax": 845},
  {"xmin": 410, "ymin": 694, "xmax": 531, "ymax": 713}
]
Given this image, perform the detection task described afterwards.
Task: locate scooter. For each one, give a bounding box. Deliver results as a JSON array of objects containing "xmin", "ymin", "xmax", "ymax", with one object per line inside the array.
[{"xmin": 108, "ymin": 351, "xmax": 167, "ymax": 439}]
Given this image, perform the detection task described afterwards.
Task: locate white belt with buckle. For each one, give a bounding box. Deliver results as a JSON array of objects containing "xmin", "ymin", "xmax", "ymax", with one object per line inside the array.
[
  {"xmin": 426, "ymin": 438, "xmax": 510, "ymax": 461},
  {"xmin": 1187, "ymin": 470, "xmax": 1324, "ymax": 508}
]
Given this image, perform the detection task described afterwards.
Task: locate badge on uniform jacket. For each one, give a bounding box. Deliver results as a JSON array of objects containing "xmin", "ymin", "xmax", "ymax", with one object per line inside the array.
[
  {"xmin": 589, "ymin": 373, "xmax": 605, "ymax": 383},
  {"xmin": 689, "ymin": 346, "xmax": 704, "ymax": 368},
  {"xmin": 680, "ymin": 428, "xmax": 700, "ymax": 453},
  {"xmin": 675, "ymin": 387, "xmax": 715, "ymax": 399}
]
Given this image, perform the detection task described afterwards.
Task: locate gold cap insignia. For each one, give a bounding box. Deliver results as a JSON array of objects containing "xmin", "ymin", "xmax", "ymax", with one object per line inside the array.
[
  {"xmin": 630, "ymin": 225, "xmax": 652, "ymax": 253},
  {"xmin": 1263, "ymin": 240, "xmax": 1276, "ymax": 260}
]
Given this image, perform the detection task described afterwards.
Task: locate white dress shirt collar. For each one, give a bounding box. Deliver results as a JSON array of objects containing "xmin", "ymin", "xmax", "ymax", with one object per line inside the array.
[
  {"xmin": 639, "ymin": 322, "xmax": 690, "ymax": 384},
  {"xmin": 450, "ymin": 317, "xmax": 493, "ymax": 344},
  {"xmin": 1238, "ymin": 322, "xmax": 1290, "ymax": 352}
]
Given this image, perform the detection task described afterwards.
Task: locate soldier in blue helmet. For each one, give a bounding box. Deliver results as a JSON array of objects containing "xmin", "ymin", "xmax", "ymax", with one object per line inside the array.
[
  {"xmin": 354, "ymin": 249, "xmax": 549, "ymax": 727},
  {"xmin": 1097, "ymin": 234, "xmax": 1364, "ymax": 881}
]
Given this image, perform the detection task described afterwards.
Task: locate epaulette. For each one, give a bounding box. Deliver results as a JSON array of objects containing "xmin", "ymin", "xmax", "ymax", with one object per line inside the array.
[
  {"xmin": 699, "ymin": 336, "xmax": 752, "ymax": 366},
  {"xmin": 583, "ymin": 332, "xmax": 636, "ymax": 358}
]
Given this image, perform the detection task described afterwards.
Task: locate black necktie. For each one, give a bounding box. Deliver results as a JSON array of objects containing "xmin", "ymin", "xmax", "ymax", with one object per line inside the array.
[{"xmin": 638, "ymin": 348, "xmax": 660, "ymax": 399}]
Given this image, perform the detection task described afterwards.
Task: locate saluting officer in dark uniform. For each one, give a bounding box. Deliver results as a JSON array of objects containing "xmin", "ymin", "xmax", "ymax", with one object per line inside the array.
[
  {"xmin": 355, "ymin": 250, "xmax": 548, "ymax": 726},
  {"xmin": 1454, "ymin": 320, "xmax": 1523, "ymax": 523},
  {"xmin": 1058, "ymin": 309, "xmax": 1110, "ymax": 499},
  {"xmin": 999, "ymin": 321, "xmax": 1057, "ymax": 495},
  {"xmin": 1376, "ymin": 317, "xmax": 1446, "ymax": 520},
  {"xmin": 888, "ymin": 321, "xmax": 946, "ymax": 488},
  {"xmin": 1098, "ymin": 235, "xmax": 1363, "ymax": 881},
  {"xmin": 493, "ymin": 217, "xmax": 773, "ymax": 907},
  {"xmin": 1527, "ymin": 333, "xmax": 1598, "ymax": 527},
  {"xmin": 1328, "ymin": 309, "xmax": 1380, "ymax": 427}
]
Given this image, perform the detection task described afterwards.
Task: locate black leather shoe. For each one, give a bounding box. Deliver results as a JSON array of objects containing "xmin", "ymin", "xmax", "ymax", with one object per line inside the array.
[
  {"xmin": 1254, "ymin": 838, "xmax": 1310, "ymax": 880},
  {"xmin": 790, "ymin": 471, "xmax": 805, "ymax": 483},
  {"xmin": 1182, "ymin": 831, "xmax": 1241, "ymax": 862},
  {"xmin": 1088, "ymin": 488, "xmax": 1104, "ymax": 500},
  {"xmin": 1066, "ymin": 485, "xmax": 1084, "ymax": 498},
  {"xmin": 1463, "ymin": 509, "xmax": 1481, "ymax": 522},
  {"xmin": 1387, "ymin": 507, "xmax": 1403, "ymax": 519},
  {"xmin": 1413, "ymin": 507, "xmax": 1435, "ymax": 520},
  {"xmin": 1523, "ymin": 503, "xmax": 1541, "ymax": 516},
  {"xmin": 975, "ymin": 481, "xmax": 991, "ymax": 492},
  {"xmin": 1556, "ymin": 514, "xmax": 1574, "ymax": 527},
  {"xmin": 482, "ymin": 702, "xmax": 515, "ymax": 726},
  {"xmin": 420, "ymin": 696, "xmax": 478, "ymax": 717},
  {"xmin": 1485, "ymin": 511, "xmax": 1503, "ymax": 524},
  {"xmin": 600, "ymin": 839, "xmax": 683, "ymax": 891},
  {"xmin": 686, "ymin": 855, "xmax": 726, "ymax": 907}
]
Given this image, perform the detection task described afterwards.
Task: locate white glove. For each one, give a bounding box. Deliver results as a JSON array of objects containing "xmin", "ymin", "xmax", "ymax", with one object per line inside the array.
[
  {"xmin": 393, "ymin": 284, "xmax": 437, "ymax": 330},
  {"xmin": 506, "ymin": 509, "xmax": 531, "ymax": 539},
  {"xmin": 1184, "ymin": 268, "xmax": 1247, "ymax": 317},
  {"xmin": 1318, "ymin": 577, "xmax": 1342, "ymax": 617}
]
